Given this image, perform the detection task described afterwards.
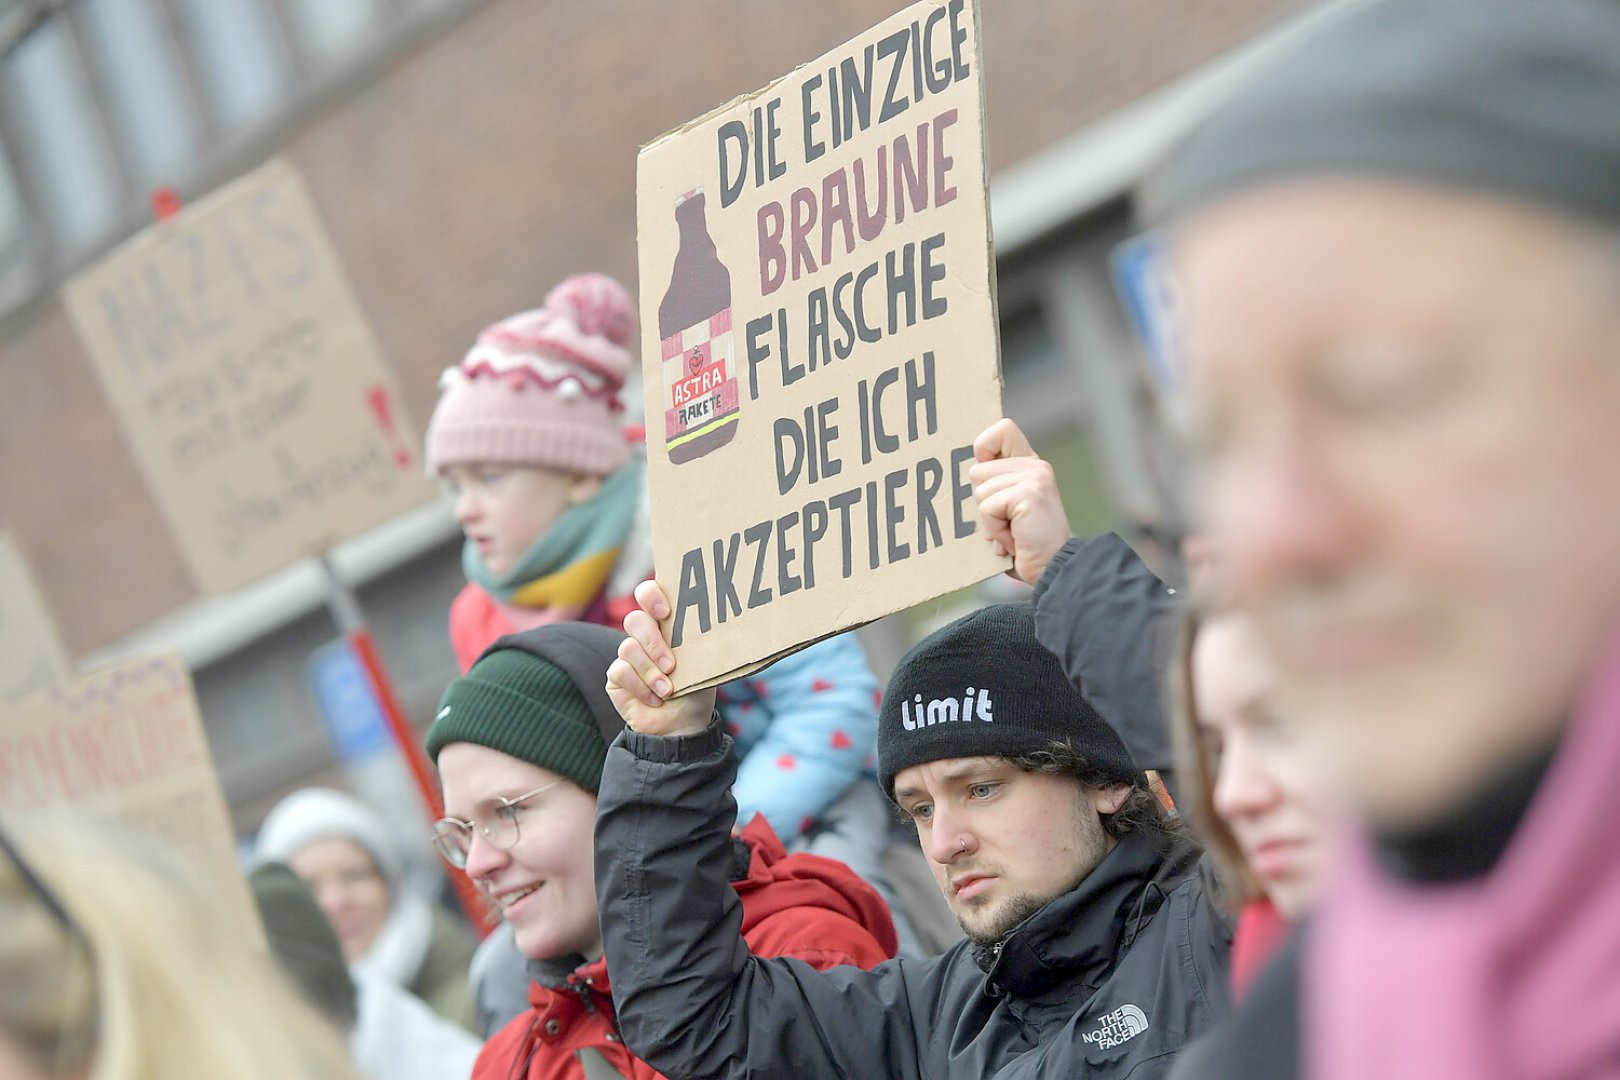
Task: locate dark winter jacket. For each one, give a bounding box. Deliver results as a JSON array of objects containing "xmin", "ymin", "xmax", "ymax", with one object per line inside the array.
[
  {"xmin": 478, "ymin": 816, "xmax": 896, "ymax": 1080},
  {"xmin": 595, "ymin": 717, "xmax": 1233, "ymax": 1080},
  {"xmin": 1033, "ymin": 533, "xmax": 1183, "ymax": 784},
  {"xmin": 1166, "ymin": 931, "xmax": 1301, "ymax": 1080}
]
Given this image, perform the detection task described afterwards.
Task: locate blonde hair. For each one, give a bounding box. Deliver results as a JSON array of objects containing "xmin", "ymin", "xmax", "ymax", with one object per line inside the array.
[{"xmin": 0, "ymin": 813, "xmax": 364, "ymax": 1080}]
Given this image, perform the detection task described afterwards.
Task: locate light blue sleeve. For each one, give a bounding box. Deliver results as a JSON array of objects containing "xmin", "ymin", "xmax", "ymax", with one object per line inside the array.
[{"xmin": 730, "ymin": 633, "xmax": 880, "ymax": 840}]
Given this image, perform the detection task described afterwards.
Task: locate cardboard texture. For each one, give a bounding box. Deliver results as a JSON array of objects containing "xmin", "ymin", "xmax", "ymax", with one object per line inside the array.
[
  {"xmin": 0, "ymin": 654, "xmax": 263, "ymax": 945},
  {"xmin": 0, "ymin": 532, "xmax": 71, "ymax": 702},
  {"xmin": 62, "ymin": 158, "xmax": 433, "ymax": 596},
  {"xmin": 637, "ymin": 0, "xmax": 1007, "ymax": 692}
]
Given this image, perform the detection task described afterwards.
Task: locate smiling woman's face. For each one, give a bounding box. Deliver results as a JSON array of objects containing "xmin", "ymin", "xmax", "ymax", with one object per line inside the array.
[{"xmin": 436, "ymin": 742, "xmax": 601, "ymax": 961}]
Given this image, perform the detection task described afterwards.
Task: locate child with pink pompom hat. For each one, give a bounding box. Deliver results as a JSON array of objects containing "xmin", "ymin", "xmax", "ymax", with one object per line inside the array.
[
  {"xmin": 425, "ymin": 273, "xmax": 653, "ymax": 669},
  {"xmin": 424, "ymin": 272, "xmax": 917, "ymax": 1036}
]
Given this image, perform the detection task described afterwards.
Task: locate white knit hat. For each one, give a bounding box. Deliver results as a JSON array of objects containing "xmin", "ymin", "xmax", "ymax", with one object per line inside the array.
[{"xmin": 254, "ymin": 788, "xmax": 403, "ymax": 890}]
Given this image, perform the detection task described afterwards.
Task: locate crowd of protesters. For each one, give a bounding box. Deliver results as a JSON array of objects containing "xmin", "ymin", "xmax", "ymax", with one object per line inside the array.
[{"xmin": 7, "ymin": 0, "xmax": 1620, "ymax": 1077}]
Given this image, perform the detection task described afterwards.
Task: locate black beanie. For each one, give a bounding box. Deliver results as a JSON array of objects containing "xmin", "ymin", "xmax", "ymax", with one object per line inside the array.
[
  {"xmin": 1156, "ymin": 0, "xmax": 1620, "ymax": 226},
  {"xmin": 426, "ymin": 623, "xmax": 626, "ymax": 793},
  {"xmin": 877, "ymin": 603, "xmax": 1139, "ymax": 800}
]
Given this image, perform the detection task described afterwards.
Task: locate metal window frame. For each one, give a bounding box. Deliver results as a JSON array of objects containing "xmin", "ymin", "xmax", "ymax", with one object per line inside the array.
[{"xmin": 0, "ymin": 0, "xmax": 485, "ymax": 334}]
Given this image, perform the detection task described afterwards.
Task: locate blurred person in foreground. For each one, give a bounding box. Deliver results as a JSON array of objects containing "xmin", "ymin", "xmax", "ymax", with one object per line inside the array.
[
  {"xmin": 602, "ymin": 596, "xmax": 1231, "ymax": 1079},
  {"xmin": 0, "ymin": 815, "xmax": 362, "ymax": 1080},
  {"xmin": 986, "ymin": 1, "xmax": 1620, "ymax": 1076},
  {"xmin": 255, "ymin": 787, "xmax": 478, "ymax": 1031},
  {"xmin": 250, "ymin": 862, "xmax": 480, "ymax": 1080},
  {"xmin": 426, "ymin": 622, "xmax": 896, "ymax": 1080},
  {"xmin": 970, "ymin": 436, "xmax": 1331, "ymax": 1001}
]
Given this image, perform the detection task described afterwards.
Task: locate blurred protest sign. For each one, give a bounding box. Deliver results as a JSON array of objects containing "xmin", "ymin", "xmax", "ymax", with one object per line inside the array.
[
  {"xmin": 0, "ymin": 654, "xmax": 262, "ymax": 943},
  {"xmin": 0, "ymin": 532, "xmax": 71, "ymax": 702},
  {"xmin": 62, "ymin": 158, "xmax": 433, "ymax": 595},
  {"xmin": 637, "ymin": 0, "xmax": 1006, "ymax": 691}
]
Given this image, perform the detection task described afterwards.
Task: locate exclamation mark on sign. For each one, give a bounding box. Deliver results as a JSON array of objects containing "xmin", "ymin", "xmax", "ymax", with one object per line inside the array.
[{"xmin": 367, "ymin": 384, "xmax": 412, "ymax": 468}]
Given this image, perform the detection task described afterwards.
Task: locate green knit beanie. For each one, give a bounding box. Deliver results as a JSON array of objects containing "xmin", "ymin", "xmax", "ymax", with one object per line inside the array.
[{"xmin": 427, "ymin": 648, "xmax": 608, "ymax": 793}]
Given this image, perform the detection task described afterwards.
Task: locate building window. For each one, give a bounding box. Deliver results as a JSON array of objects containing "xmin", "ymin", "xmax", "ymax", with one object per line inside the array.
[
  {"xmin": 4, "ymin": 17, "xmax": 121, "ymax": 258},
  {"xmin": 285, "ymin": 0, "xmax": 381, "ymax": 65},
  {"xmin": 0, "ymin": 145, "xmax": 34, "ymax": 311},
  {"xmin": 81, "ymin": 0, "xmax": 200, "ymax": 190},
  {"xmin": 177, "ymin": 0, "xmax": 288, "ymax": 133}
]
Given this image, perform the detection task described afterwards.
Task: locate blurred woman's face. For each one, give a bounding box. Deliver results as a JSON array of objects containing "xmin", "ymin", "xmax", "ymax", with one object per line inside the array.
[
  {"xmin": 288, "ymin": 837, "xmax": 392, "ymax": 962},
  {"xmin": 1194, "ymin": 616, "xmax": 1328, "ymax": 918},
  {"xmin": 442, "ymin": 463, "xmax": 598, "ymax": 578}
]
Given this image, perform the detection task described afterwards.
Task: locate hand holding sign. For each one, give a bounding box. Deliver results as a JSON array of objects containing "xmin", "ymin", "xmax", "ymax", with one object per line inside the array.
[
  {"xmin": 637, "ymin": 0, "xmax": 1007, "ymax": 692},
  {"xmin": 608, "ymin": 581, "xmax": 718, "ymax": 737},
  {"xmin": 969, "ymin": 418, "xmax": 1072, "ymax": 587}
]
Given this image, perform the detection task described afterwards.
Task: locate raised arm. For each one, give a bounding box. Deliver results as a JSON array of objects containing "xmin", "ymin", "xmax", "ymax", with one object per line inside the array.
[
  {"xmin": 970, "ymin": 420, "xmax": 1180, "ymax": 775},
  {"xmin": 599, "ymin": 584, "xmax": 928, "ymax": 1080}
]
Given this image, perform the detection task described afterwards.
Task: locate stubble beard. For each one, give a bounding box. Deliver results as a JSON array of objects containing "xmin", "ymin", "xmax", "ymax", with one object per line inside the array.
[{"xmin": 960, "ymin": 889, "xmax": 1058, "ymax": 949}]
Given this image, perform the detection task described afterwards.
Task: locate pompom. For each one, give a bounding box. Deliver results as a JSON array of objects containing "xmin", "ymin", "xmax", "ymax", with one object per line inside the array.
[{"xmin": 544, "ymin": 272, "xmax": 636, "ymax": 347}]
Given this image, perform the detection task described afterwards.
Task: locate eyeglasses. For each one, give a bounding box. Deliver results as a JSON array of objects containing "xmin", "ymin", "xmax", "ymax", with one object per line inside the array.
[{"xmin": 431, "ymin": 781, "xmax": 559, "ymax": 868}]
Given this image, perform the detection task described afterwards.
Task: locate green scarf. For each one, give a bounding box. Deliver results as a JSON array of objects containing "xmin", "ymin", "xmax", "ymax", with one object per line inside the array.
[{"xmin": 463, "ymin": 459, "xmax": 644, "ymax": 610}]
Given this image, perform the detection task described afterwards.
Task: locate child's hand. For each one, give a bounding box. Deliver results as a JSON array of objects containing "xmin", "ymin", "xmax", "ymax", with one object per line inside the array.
[{"xmin": 607, "ymin": 580, "xmax": 717, "ymax": 737}]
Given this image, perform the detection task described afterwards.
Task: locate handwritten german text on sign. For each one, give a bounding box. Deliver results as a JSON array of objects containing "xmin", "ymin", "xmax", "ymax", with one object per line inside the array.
[
  {"xmin": 62, "ymin": 158, "xmax": 432, "ymax": 595},
  {"xmin": 637, "ymin": 0, "xmax": 1007, "ymax": 691},
  {"xmin": 0, "ymin": 655, "xmax": 261, "ymax": 944}
]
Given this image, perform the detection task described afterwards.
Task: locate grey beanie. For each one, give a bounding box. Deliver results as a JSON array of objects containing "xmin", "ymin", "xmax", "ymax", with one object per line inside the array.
[{"xmin": 1157, "ymin": 0, "xmax": 1620, "ymax": 225}]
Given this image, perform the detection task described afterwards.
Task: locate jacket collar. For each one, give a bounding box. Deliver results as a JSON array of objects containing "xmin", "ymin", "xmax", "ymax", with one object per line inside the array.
[{"xmin": 976, "ymin": 829, "xmax": 1201, "ymax": 1000}]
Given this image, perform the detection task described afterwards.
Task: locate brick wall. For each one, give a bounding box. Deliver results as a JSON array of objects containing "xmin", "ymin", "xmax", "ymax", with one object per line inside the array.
[{"xmin": 0, "ymin": 0, "xmax": 1308, "ymax": 655}]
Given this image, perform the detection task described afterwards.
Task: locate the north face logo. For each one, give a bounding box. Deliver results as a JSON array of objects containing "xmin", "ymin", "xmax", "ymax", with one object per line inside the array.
[
  {"xmin": 900, "ymin": 688, "xmax": 993, "ymax": 731},
  {"xmin": 1080, "ymin": 1004, "xmax": 1149, "ymax": 1050}
]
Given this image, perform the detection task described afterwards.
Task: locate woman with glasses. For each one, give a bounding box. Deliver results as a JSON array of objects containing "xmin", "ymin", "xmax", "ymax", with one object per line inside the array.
[
  {"xmin": 0, "ymin": 814, "xmax": 363, "ymax": 1080},
  {"xmin": 255, "ymin": 786, "xmax": 479, "ymax": 1032},
  {"xmin": 427, "ymin": 620, "xmax": 897, "ymax": 1080}
]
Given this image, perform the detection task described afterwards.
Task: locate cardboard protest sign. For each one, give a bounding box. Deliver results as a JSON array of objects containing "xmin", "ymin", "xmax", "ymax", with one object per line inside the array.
[
  {"xmin": 637, "ymin": 0, "xmax": 1007, "ymax": 691},
  {"xmin": 0, "ymin": 654, "xmax": 262, "ymax": 943},
  {"xmin": 62, "ymin": 158, "xmax": 433, "ymax": 595},
  {"xmin": 0, "ymin": 532, "xmax": 72, "ymax": 702}
]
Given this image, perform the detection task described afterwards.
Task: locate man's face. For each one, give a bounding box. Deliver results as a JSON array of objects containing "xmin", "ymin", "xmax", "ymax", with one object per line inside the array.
[
  {"xmin": 1175, "ymin": 180, "xmax": 1620, "ymax": 829},
  {"xmin": 893, "ymin": 756, "xmax": 1126, "ymax": 945}
]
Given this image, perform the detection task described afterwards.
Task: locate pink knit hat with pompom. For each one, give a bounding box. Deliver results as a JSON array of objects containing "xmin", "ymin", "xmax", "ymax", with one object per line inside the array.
[{"xmin": 424, "ymin": 273, "xmax": 636, "ymax": 476}]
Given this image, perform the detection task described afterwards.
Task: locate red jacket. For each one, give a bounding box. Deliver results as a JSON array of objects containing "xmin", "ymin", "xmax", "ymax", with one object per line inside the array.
[
  {"xmin": 471, "ymin": 818, "xmax": 898, "ymax": 1080},
  {"xmin": 449, "ymin": 582, "xmax": 640, "ymax": 674}
]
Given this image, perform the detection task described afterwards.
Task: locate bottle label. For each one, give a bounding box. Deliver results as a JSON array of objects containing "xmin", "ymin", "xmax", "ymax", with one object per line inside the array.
[{"xmin": 661, "ymin": 308, "xmax": 740, "ymax": 456}]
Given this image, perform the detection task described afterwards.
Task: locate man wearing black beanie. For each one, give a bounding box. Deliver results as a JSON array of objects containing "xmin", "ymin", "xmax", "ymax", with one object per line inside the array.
[{"xmin": 598, "ymin": 594, "xmax": 1231, "ymax": 1080}]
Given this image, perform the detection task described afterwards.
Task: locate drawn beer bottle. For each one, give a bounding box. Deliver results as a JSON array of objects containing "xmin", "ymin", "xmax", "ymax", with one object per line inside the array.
[{"xmin": 659, "ymin": 187, "xmax": 740, "ymax": 463}]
